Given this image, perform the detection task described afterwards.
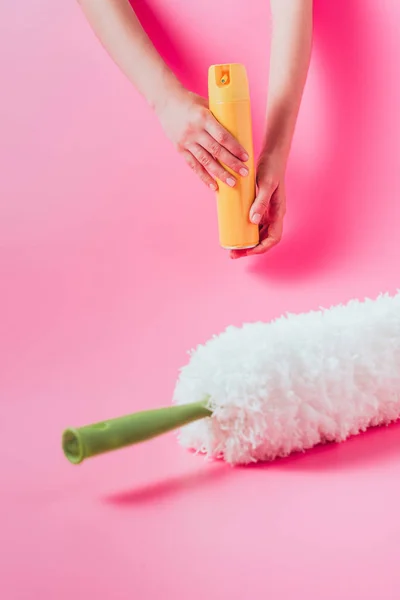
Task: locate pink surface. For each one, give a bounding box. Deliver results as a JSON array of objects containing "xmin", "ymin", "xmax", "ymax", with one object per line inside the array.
[{"xmin": 2, "ymin": 1, "xmax": 400, "ymax": 598}]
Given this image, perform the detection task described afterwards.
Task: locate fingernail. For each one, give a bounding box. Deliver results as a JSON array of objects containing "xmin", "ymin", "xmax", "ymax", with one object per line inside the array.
[
  {"xmin": 239, "ymin": 167, "xmax": 248, "ymax": 177},
  {"xmin": 209, "ymin": 182, "xmax": 217, "ymax": 190},
  {"xmin": 242, "ymin": 153, "xmax": 249, "ymax": 161},
  {"xmin": 251, "ymin": 213, "xmax": 261, "ymax": 225},
  {"xmin": 226, "ymin": 177, "xmax": 236, "ymax": 187}
]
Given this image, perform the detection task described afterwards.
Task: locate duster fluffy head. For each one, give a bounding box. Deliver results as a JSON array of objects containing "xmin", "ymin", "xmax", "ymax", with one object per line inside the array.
[{"xmin": 173, "ymin": 293, "xmax": 400, "ymax": 464}]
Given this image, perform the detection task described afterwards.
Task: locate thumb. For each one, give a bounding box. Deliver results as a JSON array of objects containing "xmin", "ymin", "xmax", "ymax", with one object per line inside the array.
[{"xmin": 249, "ymin": 181, "xmax": 275, "ymax": 225}]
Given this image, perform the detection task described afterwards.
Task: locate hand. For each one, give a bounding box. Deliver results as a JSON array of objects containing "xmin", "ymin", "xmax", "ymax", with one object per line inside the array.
[
  {"xmin": 155, "ymin": 88, "xmax": 250, "ymax": 190},
  {"xmin": 230, "ymin": 154, "xmax": 286, "ymax": 259}
]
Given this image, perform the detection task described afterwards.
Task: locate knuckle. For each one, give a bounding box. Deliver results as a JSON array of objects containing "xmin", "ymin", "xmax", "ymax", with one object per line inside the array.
[
  {"xmin": 199, "ymin": 105, "xmax": 209, "ymax": 118},
  {"xmin": 216, "ymin": 130, "xmax": 229, "ymax": 146},
  {"xmin": 184, "ymin": 154, "xmax": 197, "ymax": 171},
  {"xmin": 182, "ymin": 122, "xmax": 196, "ymax": 141},
  {"xmin": 256, "ymin": 198, "xmax": 269, "ymax": 211},
  {"xmin": 199, "ymin": 153, "xmax": 211, "ymax": 168},
  {"xmin": 197, "ymin": 107, "xmax": 208, "ymax": 125},
  {"xmin": 209, "ymin": 142, "xmax": 221, "ymax": 158},
  {"xmin": 264, "ymin": 177, "xmax": 278, "ymax": 190},
  {"xmin": 177, "ymin": 140, "xmax": 186, "ymax": 152}
]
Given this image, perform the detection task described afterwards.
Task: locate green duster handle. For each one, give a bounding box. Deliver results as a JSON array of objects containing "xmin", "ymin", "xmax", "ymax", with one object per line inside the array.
[{"xmin": 62, "ymin": 399, "xmax": 211, "ymax": 464}]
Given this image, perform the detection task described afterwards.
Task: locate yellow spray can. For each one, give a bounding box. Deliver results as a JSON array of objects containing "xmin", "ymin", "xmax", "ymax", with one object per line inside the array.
[{"xmin": 208, "ymin": 63, "xmax": 259, "ymax": 250}]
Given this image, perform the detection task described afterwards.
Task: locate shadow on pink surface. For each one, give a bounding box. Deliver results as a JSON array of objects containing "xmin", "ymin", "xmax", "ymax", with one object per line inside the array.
[
  {"xmin": 103, "ymin": 462, "xmax": 230, "ymax": 505},
  {"xmin": 249, "ymin": 0, "xmax": 380, "ymax": 281},
  {"xmin": 103, "ymin": 421, "xmax": 400, "ymax": 505}
]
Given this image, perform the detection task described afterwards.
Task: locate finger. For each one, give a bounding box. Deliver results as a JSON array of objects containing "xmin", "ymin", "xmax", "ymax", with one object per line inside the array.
[
  {"xmin": 269, "ymin": 189, "xmax": 286, "ymax": 222},
  {"xmin": 188, "ymin": 143, "xmax": 237, "ymax": 188},
  {"xmin": 246, "ymin": 219, "xmax": 283, "ymax": 256},
  {"xmin": 231, "ymin": 212, "xmax": 284, "ymax": 259},
  {"xmin": 230, "ymin": 233, "xmax": 279, "ymax": 260},
  {"xmin": 250, "ymin": 179, "xmax": 278, "ymax": 222},
  {"xmin": 230, "ymin": 248, "xmax": 248, "ymax": 259},
  {"xmin": 247, "ymin": 235, "xmax": 280, "ymax": 256},
  {"xmin": 248, "ymin": 186, "xmax": 274, "ymax": 225},
  {"xmin": 198, "ymin": 132, "xmax": 249, "ymax": 177},
  {"xmin": 205, "ymin": 114, "xmax": 249, "ymax": 161},
  {"xmin": 182, "ymin": 150, "xmax": 218, "ymax": 190},
  {"xmin": 232, "ymin": 187, "xmax": 285, "ymax": 259}
]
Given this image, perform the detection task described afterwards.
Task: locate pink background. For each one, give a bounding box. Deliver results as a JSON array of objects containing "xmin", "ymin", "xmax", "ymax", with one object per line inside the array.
[{"xmin": 2, "ymin": 1, "xmax": 400, "ymax": 598}]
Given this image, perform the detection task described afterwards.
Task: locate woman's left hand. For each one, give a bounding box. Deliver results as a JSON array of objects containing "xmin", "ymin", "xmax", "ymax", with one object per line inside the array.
[{"xmin": 230, "ymin": 154, "xmax": 286, "ymax": 259}]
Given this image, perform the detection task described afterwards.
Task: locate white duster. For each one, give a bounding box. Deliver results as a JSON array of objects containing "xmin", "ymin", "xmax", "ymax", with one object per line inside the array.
[{"xmin": 173, "ymin": 292, "xmax": 400, "ymax": 464}]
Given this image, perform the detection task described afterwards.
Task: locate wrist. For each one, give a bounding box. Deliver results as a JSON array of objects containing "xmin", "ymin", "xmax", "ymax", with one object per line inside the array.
[
  {"xmin": 149, "ymin": 66, "xmax": 185, "ymax": 115},
  {"xmin": 259, "ymin": 145, "xmax": 288, "ymax": 179},
  {"xmin": 261, "ymin": 95, "xmax": 302, "ymax": 167}
]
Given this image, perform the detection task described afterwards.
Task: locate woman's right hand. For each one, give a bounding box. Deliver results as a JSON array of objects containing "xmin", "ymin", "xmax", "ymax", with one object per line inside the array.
[
  {"xmin": 155, "ymin": 88, "xmax": 250, "ymax": 190},
  {"xmin": 76, "ymin": 1, "xmax": 249, "ymax": 190}
]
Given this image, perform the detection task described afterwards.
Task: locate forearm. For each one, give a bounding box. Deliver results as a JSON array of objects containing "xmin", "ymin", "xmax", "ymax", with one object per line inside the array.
[
  {"xmin": 264, "ymin": 0, "xmax": 313, "ymax": 165},
  {"xmin": 77, "ymin": 0, "xmax": 183, "ymax": 112}
]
